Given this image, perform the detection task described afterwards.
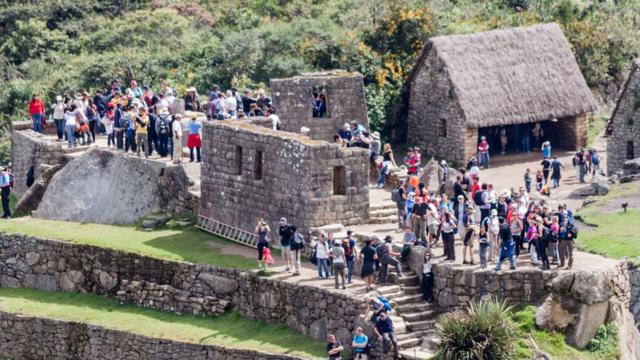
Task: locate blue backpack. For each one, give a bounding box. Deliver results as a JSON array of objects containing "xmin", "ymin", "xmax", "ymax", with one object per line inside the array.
[{"xmin": 378, "ymin": 296, "xmax": 392, "ymax": 312}]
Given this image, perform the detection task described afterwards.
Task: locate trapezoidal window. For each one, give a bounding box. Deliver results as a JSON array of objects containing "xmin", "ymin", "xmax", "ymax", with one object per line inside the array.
[
  {"xmin": 439, "ymin": 118, "xmax": 447, "ymax": 138},
  {"xmin": 333, "ymin": 166, "xmax": 346, "ymax": 195},
  {"xmin": 627, "ymin": 141, "xmax": 635, "ymax": 160},
  {"xmin": 254, "ymin": 150, "xmax": 263, "ymax": 180},
  {"xmin": 312, "ymin": 85, "xmax": 329, "ymax": 118},
  {"xmin": 235, "ymin": 146, "xmax": 243, "ymax": 175}
]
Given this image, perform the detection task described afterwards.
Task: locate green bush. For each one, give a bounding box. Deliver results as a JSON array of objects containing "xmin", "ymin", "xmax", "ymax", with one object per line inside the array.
[{"xmin": 435, "ymin": 299, "xmax": 517, "ymax": 360}]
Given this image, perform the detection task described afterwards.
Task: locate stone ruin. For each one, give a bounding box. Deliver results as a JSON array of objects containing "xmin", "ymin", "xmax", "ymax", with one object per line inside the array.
[
  {"xmin": 271, "ymin": 71, "xmax": 369, "ymax": 142},
  {"xmin": 199, "ymin": 119, "xmax": 369, "ymax": 237}
]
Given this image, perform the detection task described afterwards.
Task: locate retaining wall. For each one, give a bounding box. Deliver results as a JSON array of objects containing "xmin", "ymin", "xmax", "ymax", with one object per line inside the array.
[
  {"xmin": 0, "ymin": 311, "xmax": 303, "ymax": 360},
  {"xmin": 0, "ymin": 233, "xmax": 364, "ymax": 345}
]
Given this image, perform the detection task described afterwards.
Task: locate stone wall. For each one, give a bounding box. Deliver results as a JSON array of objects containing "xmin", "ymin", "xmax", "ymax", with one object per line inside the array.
[
  {"xmin": 545, "ymin": 114, "xmax": 588, "ymax": 151},
  {"xmin": 628, "ymin": 263, "xmax": 640, "ymax": 327},
  {"xmin": 11, "ymin": 127, "xmax": 72, "ymax": 198},
  {"xmin": 0, "ymin": 311, "xmax": 302, "ymax": 360},
  {"xmin": 407, "ymin": 50, "xmax": 468, "ymax": 167},
  {"xmin": 0, "ymin": 233, "xmax": 365, "ymax": 346},
  {"xmin": 200, "ymin": 120, "xmax": 369, "ymax": 236},
  {"xmin": 608, "ymin": 59, "xmax": 640, "ymax": 174},
  {"xmin": 271, "ymin": 71, "xmax": 369, "ymax": 142}
]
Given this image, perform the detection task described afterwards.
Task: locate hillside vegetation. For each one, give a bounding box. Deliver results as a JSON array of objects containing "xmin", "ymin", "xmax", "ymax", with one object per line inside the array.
[{"xmin": 1, "ymin": 0, "xmax": 639, "ymax": 161}]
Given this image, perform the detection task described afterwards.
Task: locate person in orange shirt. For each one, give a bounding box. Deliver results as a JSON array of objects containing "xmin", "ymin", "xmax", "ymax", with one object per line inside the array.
[{"xmin": 28, "ymin": 94, "xmax": 45, "ymax": 133}]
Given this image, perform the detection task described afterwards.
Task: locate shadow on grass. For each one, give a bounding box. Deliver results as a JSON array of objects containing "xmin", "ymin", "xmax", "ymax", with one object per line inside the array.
[{"xmin": 0, "ymin": 288, "xmax": 324, "ymax": 358}]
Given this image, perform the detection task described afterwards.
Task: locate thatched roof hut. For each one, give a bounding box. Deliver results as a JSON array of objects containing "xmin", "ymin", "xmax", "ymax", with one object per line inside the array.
[{"xmin": 407, "ymin": 23, "xmax": 597, "ymax": 165}]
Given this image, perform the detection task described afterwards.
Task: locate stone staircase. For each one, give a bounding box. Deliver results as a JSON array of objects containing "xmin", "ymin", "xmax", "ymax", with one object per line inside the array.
[{"xmin": 367, "ymin": 202, "xmax": 398, "ymax": 225}]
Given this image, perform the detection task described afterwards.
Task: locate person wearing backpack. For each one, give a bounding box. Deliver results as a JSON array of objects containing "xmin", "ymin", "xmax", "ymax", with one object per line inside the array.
[
  {"xmin": 311, "ymin": 234, "xmax": 330, "ymax": 278},
  {"xmin": 0, "ymin": 166, "xmax": 12, "ymax": 219},
  {"xmin": 352, "ymin": 327, "xmax": 369, "ymax": 360},
  {"xmin": 156, "ymin": 108, "xmax": 171, "ymax": 157},
  {"xmin": 376, "ymin": 236, "xmax": 402, "ymax": 285},
  {"xmin": 290, "ymin": 227, "xmax": 304, "ymax": 276},
  {"xmin": 391, "ymin": 184, "xmax": 406, "ymax": 229},
  {"xmin": 330, "ymin": 239, "xmax": 347, "ymax": 290},
  {"xmin": 343, "ymin": 231, "xmax": 357, "ymax": 283},
  {"xmin": 591, "ymin": 149, "xmax": 601, "ymax": 175},
  {"xmin": 559, "ymin": 217, "xmax": 577, "ymax": 269}
]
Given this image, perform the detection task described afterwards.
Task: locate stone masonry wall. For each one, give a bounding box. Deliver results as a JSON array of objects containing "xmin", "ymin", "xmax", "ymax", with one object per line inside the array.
[
  {"xmin": 271, "ymin": 71, "xmax": 369, "ymax": 142},
  {"xmin": 11, "ymin": 128, "xmax": 71, "ymax": 198},
  {"xmin": 608, "ymin": 60, "xmax": 640, "ymax": 174},
  {"xmin": 0, "ymin": 233, "xmax": 365, "ymax": 347},
  {"xmin": 545, "ymin": 114, "xmax": 588, "ymax": 151},
  {"xmin": 0, "ymin": 311, "xmax": 302, "ymax": 360},
  {"xmin": 200, "ymin": 120, "xmax": 369, "ymax": 236},
  {"xmin": 407, "ymin": 50, "xmax": 468, "ymax": 167},
  {"xmin": 628, "ymin": 263, "xmax": 640, "ymax": 327}
]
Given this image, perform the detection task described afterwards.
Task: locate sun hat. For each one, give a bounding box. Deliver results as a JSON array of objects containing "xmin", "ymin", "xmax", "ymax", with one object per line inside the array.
[
  {"xmin": 56, "ymin": 96, "xmax": 62, "ymax": 102},
  {"xmin": 372, "ymin": 131, "xmax": 380, "ymax": 140},
  {"xmin": 186, "ymin": 87, "xmax": 197, "ymax": 93},
  {"xmin": 190, "ymin": 114, "xmax": 197, "ymax": 120}
]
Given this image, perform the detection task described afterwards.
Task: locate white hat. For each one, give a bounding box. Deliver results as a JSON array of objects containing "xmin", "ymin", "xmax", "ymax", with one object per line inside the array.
[
  {"xmin": 491, "ymin": 209, "xmax": 498, "ymax": 216},
  {"xmin": 159, "ymin": 107, "xmax": 170, "ymax": 115},
  {"xmin": 441, "ymin": 160, "xmax": 447, "ymax": 165},
  {"xmin": 343, "ymin": 123, "xmax": 350, "ymax": 130},
  {"xmin": 371, "ymin": 131, "xmax": 380, "ymax": 140},
  {"xmin": 56, "ymin": 95, "xmax": 63, "ymax": 102},
  {"xmin": 186, "ymin": 87, "xmax": 197, "ymax": 93}
]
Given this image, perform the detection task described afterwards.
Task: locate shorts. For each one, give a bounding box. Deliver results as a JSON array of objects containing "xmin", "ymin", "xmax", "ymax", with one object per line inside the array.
[
  {"xmin": 463, "ymin": 228, "xmax": 475, "ymax": 246},
  {"xmin": 428, "ymin": 223, "xmax": 439, "ymax": 235}
]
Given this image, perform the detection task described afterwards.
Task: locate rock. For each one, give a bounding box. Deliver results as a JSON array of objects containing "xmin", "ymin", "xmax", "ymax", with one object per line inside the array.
[
  {"xmin": 59, "ymin": 270, "xmax": 84, "ymax": 292},
  {"xmin": 197, "ymin": 272, "xmax": 238, "ymax": 294},
  {"xmin": 309, "ymin": 317, "xmax": 328, "ymax": 340},
  {"xmin": 24, "ymin": 274, "xmax": 58, "ymax": 291},
  {"xmin": 566, "ymin": 301, "xmax": 609, "ymax": 349},
  {"xmin": 96, "ymin": 270, "xmax": 118, "ymax": 291},
  {"xmin": 590, "ymin": 173, "xmax": 610, "ymax": 195},
  {"xmin": 535, "ymin": 295, "xmax": 575, "ymax": 331},
  {"xmin": 532, "ymin": 351, "xmax": 553, "ymax": 360},
  {"xmin": 25, "ymin": 252, "xmax": 41, "ymax": 266},
  {"xmin": 34, "ymin": 148, "xmax": 166, "ymax": 224},
  {"xmin": 569, "ymin": 271, "xmax": 613, "ymax": 305},
  {"xmin": 15, "ymin": 164, "xmax": 64, "ymax": 214},
  {"xmin": 623, "ymin": 158, "xmax": 640, "ymax": 176},
  {"xmin": 142, "ymin": 220, "xmax": 157, "ymax": 229},
  {"xmin": 0, "ymin": 275, "xmax": 21, "ymax": 288},
  {"xmin": 420, "ymin": 158, "xmax": 441, "ymax": 193}
]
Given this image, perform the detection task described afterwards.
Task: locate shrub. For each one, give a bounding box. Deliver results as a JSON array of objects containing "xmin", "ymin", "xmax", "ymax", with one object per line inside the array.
[
  {"xmin": 435, "ymin": 299, "xmax": 517, "ymax": 360},
  {"xmin": 586, "ymin": 322, "xmax": 619, "ymax": 359}
]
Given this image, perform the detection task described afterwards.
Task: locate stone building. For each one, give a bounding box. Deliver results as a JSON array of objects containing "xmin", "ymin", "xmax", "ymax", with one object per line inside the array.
[
  {"xmin": 199, "ymin": 120, "xmax": 369, "ymax": 236},
  {"xmin": 608, "ymin": 58, "xmax": 640, "ymax": 174},
  {"xmin": 407, "ymin": 23, "xmax": 597, "ymax": 165},
  {"xmin": 271, "ymin": 71, "xmax": 369, "ymax": 141}
]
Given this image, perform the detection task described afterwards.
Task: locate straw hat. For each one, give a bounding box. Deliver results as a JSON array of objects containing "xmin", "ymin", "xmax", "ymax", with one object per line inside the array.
[
  {"xmin": 186, "ymin": 87, "xmax": 197, "ymax": 93},
  {"xmin": 371, "ymin": 131, "xmax": 380, "ymax": 140}
]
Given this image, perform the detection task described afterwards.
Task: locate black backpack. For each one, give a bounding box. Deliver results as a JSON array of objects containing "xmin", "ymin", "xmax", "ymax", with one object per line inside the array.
[
  {"xmin": 391, "ymin": 187, "xmax": 403, "ymax": 205},
  {"xmin": 474, "ymin": 190, "xmax": 484, "ymax": 206},
  {"xmin": 158, "ymin": 116, "xmax": 169, "ymax": 135}
]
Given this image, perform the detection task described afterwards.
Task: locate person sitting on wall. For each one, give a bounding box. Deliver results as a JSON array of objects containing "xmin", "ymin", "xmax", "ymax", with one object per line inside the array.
[
  {"xmin": 256, "ymin": 88, "xmax": 272, "ymax": 111},
  {"xmin": 184, "ymin": 87, "xmax": 201, "ymax": 112},
  {"xmin": 350, "ymin": 121, "xmax": 365, "ymax": 138},
  {"xmin": 374, "ymin": 311, "xmax": 399, "ymax": 359},
  {"xmin": 338, "ymin": 123, "xmax": 352, "ymax": 143},
  {"xmin": 248, "ymin": 103, "xmax": 263, "ymax": 117}
]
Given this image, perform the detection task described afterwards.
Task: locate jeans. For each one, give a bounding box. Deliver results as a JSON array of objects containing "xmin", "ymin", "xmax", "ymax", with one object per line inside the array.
[
  {"xmin": 376, "ymin": 165, "xmax": 388, "ymax": 187},
  {"xmin": 522, "ymin": 136, "xmax": 530, "ymax": 152},
  {"xmin": 108, "ymin": 133, "xmax": 115, "ymax": 146},
  {"xmin": 443, "ymin": 231, "xmax": 455, "ymax": 260},
  {"xmin": 125, "ymin": 130, "xmax": 136, "ymax": 152},
  {"xmin": 189, "ymin": 147, "xmax": 201, "ymax": 162},
  {"xmin": 346, "ymin": 258, "xmax": 354, "ymax": 283},
  {"xmin": 1, "ymin": 187, "xmax": 11, "ymax": 218},
  {"xmin": 529, "ymin": 242, "xmax": 539, "ymax": 264},
  {"xmin": 31, "ymin": 114, "xmax": 43, "ymax": 133},
  {"xmin": 548, "ymin": 241, "xmax": 559, "ymax": 263},
  {"xmin": 397, "ymin": 205, "xmax": 407, "ymax": 229},
  {"xmin": 316, "ymin": 258, "xmax": 330, "ymax": 278},
  {"xmin": 88, "ymin": 120, "xmax": 97, "ymax": 143},
  {"xmin": 579, "ymin": 165, "xmax": 587, "ymax": 183},
  {"xmin": 148, "ymin": 134, "xmax": 159, "ymax": 156},
  {"xmin": 495, "ymin": 244, "xmax": 516, "ymax": 270},
  {"xmin": 116, "ymin": 130, "xmax": 124, "ymax": 149},
  {"xmin": 479, "ymin": 242, "xmax": 490, "ymax": 268},
  {"xmin": 379, "ymin": 257, "xmax": 402, "ymax": 284},
  {"xmin": 158, "ymin": 135, "xmax": 169, "ymax": 157},
  {"xmin": 536, "ymin": 241, "xmax": 548, "ymax": 269},
  {"xmin": 381, "ymin": 332, "xmax": 399, "ymax": 358},
  {"xmin": 552, "ymin": 177, "xmax": 560, "ymax": 188},
  {"xmin": 479, "ymin": 152, "xmax": 490, "ymax": 167},
  {"xmin": 54, "ymin": 119, "xmax": 64, "ymax": 140},
  {"xmin": 65, "ymin": 124, "xmax": 76, "ymax": 147}
]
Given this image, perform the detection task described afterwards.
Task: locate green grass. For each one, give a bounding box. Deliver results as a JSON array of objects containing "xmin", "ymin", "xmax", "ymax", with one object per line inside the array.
[
  {"xmin": 575, "ymin": 183, "xmax": 640, "ymax": 263},
  {"xmin": 0, "ymin": 217, "xmax": 258, "ymax": 270},
  {"xmin": 512, "ymin": 306, "xmax": 618, "ymax": 360},
  {"xmin": 0, "ymin": 288, "xmax": 325, "ymax": 359},
  {"xmin": 587, "ymin": 112, "xmax": 608, "ymax": 146}
]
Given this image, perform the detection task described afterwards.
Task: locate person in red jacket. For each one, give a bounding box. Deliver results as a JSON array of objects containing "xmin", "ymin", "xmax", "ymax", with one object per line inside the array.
[{"xmin": 28, "ymin": 94, "xmax": 45, "ymax": 133}]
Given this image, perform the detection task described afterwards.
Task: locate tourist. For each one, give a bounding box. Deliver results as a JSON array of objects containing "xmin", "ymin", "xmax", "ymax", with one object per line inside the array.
[
  {"xmin": 540, "ymin": 156, "xmax": 551, "ymax": 184},
  {"xmin": 559, "ymin": 217, "xmax": 576, "ymax": 269},
  {"xmin": 366, "ymin": 293, "xmax": 388, "ymax": 322},
  {"xmin": 485, "ymin": 209, "xmax": 500, "ymax": 262},
  {"xmin": 370, "ymin": 131, "xmax": 381, "ymax": 161},
  {"xmin": 352, "ymin": 327, "xmax": 369, "ymax": 360},
  {"xmin": 420, "ymin": 251, "xmax": 434, "ymax": 302},
  {"xmin": 591, "ymin": 149, "xmax": 601, "ymax": 175},
  {"xmin": 278, "ymin": 218, "xmax": 294, "ymax": 272},
  {"xmin": 313, "ymin": 234, "xmax": 330, "ymax": 279},
  {"xmin": 51, "ymin": 96, "xmax": 66, "ymax": 141},
  {"xmin": 64, "ymin": 104, "xmax": 78, "ymax": 148},
  {"xmin": 538, "ymin": 220, "xmax": 551, "ymax": 270},
  {"xmin": 403, "ymin": 147, "xmax": 418, "ymax": 175},
  {"xmin": 548, "ymin": 216, "xmax": 560, "ymax": 265},
  {"xmin": 225, "ymin": 90, "xmax": 237, "ymax": 118},
  {"xmin": 526, "ymin": 217, "xmax": 541, "ymax": 266},
  {"xmin": 495, "ymin": 192, "xmax": 508, "ymax": 219},
  {"xmin": 426, "ymin": 198, "xmax": 440, "ymax": 247},
  {"xmin": 0, "ymin": 166, "xmax": 11, "ymax": 219},
  {"xmin": 256, "ymin": 88, "xmax": 271, "ymax": 110},
  {"xmin": 441, "ymin": 210, "xmax": 457, "ymax": 261},
  {"xmin": 187, "ymin": 114, "xmax": 202, "ymax": 162},
  {"xmin": 85, "ymin": 99, "xmax": 99, "ymax": 145},
  {"xmin": 374, "ymin": 312, "xmax": 399, "ymax": 359},
  {"xmin": 338, "ymin": 123, "xmax": 352, "ymax": 143},
  {"xmin": 135, "ymin": 107, "xmax": 149, "ymax": 158},
  {"xmin": 462, "ymin": 204, "xmax": 477, "ymax": 265},
  {"xmin": 376, "ymin": 236, "xmax": 402, "ymax": 285},
  {"xmin": 478, "ymin": 136, "xmax": 490, "ymax": 168},
  {"xmin": 478, "ymin": 218, "xmax": 490, "ymax": 268},
  {"xmin": 254, "ymin": 219, "xmax": 271, "ymax": 269},
  {"xmin": 128, "ymin": 80, "xmax": 143, "ymax": 98},
  {"xmin": 28, "ymin": 94, "xmax": 45, "ymax": 133},
  {"xmin": 400, "ymin": 226, "xmax": 416, "ymax": 263},
  {"xmin": 326, "ymin": 334, "xmax": 343, "ymax": 360},
  {"xmin": 541, "ymin": 141, "xmax": 552, "ymax": 159},
  {"xmin": 495, "ymin": 217, "xmax": 516, "ymax": 271},
  {"xmin": 535, "ymin": 170, "xmax": 544, "ymax": 192},
  {"xmin": 124, "ymin": 106, "xmax": 137, "ymax": 153},
  {"xmin": 184, "ymin": 87, "xmax": 201, "ymax": 112},
  {"xmin": 550, "ymin": 157, "xmax": 564, "ymax": 188},
  {"xmin": 290, "ymin": 227, "xmax": 303, "ymax": 276},
  {"xmin": 146, "ymin": 106, "xmax": 159, "ymax": 156},
  {"xmin": 382, "ymin": 143, "xmax": 397, "ymax": 168},
  {"xmin": 359, "ymin": 239, "xmax": 377, "ymax": 292},
  {"xmin": 405, "ymin": 191, "xmax": 415, "ymax": 230},
  {"xmin": 577, "ymin": 150, "xmax": 587, "ymax": 183},
  {"xmin": 509, "ymin": 212, "xmax": 524, "ymax": 257},
  {"xmin": 172, "ymin": 114, "xmax": 182, "ymax": 164},
  {"xmin": 454, "ymin": 194, "xmax": 466, "ymax": 236},
  {"xmin": 532, "ymin": 122, "xmax": 543, "ymax": 149},
  {"xmin": 113, "ymin": 103, "xmax": 126, "ymax": 149},
  {"xmin": 375, "ymin": 158, "xmax": 393, "ymax": 189},
  {"xmin": 156, "ymin": 108, "xmax": 171, "ymax": 157},
  {"xmin": 391, "ymin": 184, "xmax": 406, "ymax": 229},
  {"xmin": 330, "ymin": 239, "xmax": 347, "ymax": 290},
  {"xmin": 412, "ymin": 196, "xmax": 428, "ymax": 244},
  {"xmin": 343, "ymin": 231, "xmax": 357, "ymax": 283}
]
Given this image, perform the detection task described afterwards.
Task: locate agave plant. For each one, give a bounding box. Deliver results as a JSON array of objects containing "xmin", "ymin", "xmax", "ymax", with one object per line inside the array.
[{"xmin": 435, "ymin": 299, "xmax": 516, "ymax": 360}]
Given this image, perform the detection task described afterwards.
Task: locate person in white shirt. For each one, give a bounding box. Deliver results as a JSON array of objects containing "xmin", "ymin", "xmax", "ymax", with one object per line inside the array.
[
  {"xmin": 312, "ymin": 234, "xmax": 330, "ymax": 278},
  {"xmin": 224, "ymin": 90, "xmax": 237, "ymax": 118},
  {"xmin": 51, "ymin": 96, "xmax": 66, "ymax": 141},
  {"xmin": 172, "ymin": 116, "xmax": 183, "ymax": 164},
  {"xmin": 486, "ymin": 209, "xmax": 500, "ymax": 261},
  {"xmin": 420, "ymin": 251, "xmax": 434, "ymax": 302}
]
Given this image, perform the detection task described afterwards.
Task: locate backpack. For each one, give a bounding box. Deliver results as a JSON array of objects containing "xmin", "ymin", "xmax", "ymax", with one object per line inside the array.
[
  {"xmin": 391, "ymin": 187, "xmax": 403, "ymax": 205},
  {"xmin": 309, "ymin": 243, "xmax": 318, "ymax": 265},
  {"xmin": 377, "ymin": 296, "xmax": 392, "ymax": 312},
  {"xmin": 474, "ymin": 190, "xmax": 484, "ymax": 206},
  {"xmin": 8, "ymin": 172, "xmax": 15, "ymax": 188},
  {"xmin": 292, "ymin": 232, "xmax": 305, "ymax": 250},
  {"xmin": 158, "ymin": 116, "xmax": 169, "ymax": 135},
  {"xmin": 592, "ymin": 154, "xmax": 600, "ymax": 165}
]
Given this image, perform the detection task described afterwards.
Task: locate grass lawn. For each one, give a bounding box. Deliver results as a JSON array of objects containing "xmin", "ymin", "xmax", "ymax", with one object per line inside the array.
[
  {"xmin": 512, "ymin": 306, "xmax": 618, "ymax": 360},
  {"xmin": 0, "ymin": 217, "xmax": 258, "ymax": 270},
  {"xmin": 0, "ymin": 288, "xmax": 325, "ymax": 359},
  {"xmin": 587, "ymin": 112, "xmax": 608, "ymax": 146},
  {"xmin": 575, "ymin": 182, "xmax": 640, "ymax": 263}
]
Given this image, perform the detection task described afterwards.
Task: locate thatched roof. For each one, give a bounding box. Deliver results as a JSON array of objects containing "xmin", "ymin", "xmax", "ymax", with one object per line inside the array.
[{"xmin": 415, "ymin": 23, "xmax": 597, "ymax": 128}]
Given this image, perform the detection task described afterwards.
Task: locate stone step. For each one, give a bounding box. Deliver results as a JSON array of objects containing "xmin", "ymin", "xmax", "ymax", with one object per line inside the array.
[
  {"xmin": 391, "ymin": 294, "xmax": 424, "ymax": 306},
  {"xmin": 369, "ymin": 202, "xmax": 397, "ymax": 211},
  {"xmin": 401, "ymin": 310, "xmax": 436, "ymax": 322},
  {"xmin": 400, "ymin": 285, "xmax": 421, "ymax": 295},
  {"xmin": 377, "ymin": 285, "xmax": 402, "ymax": 296},
  {"xmin": 366, "ymin": 215, "xmax": 398, "ymax": 224},
  {"xmin": 394, "ymin": 274, "xmax": 419, "ymax": 286},
  {"xmin": 396, "ymin": 302, "xmax": 433, "ymax": 314},
  {"xmin": 408, "ymin": 319, "xmax": 436, "ymax": 331},
  {"xmin": 369, "ymin": 208, "xmax": 397, "ymax": 218},
  {"xmin": 396, "ymin": 329, "xmax": 430, "ymax": 342},
  {"xmin": 422, "ymin": 333, "xmax": 439, "ymax": 349},
  {"xmin": 399, "ymin": 347, "xmax": 436, "ymax": 360},
  {"xmin": 397, "ymin": 337, "xmax": 422, "ymax": 349}
]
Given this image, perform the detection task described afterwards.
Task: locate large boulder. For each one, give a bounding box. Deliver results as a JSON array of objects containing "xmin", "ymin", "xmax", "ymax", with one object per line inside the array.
[
  {"xmin": 14, "ymin": 164, "xmax": 64, "ymax": 214},
  {"xmin": 34, "ymin": 148, "xmax": 179, "ymax": 224},
  {"xmin": 623, "ymin": 158, "xmax": 640, "ymax": 176},
  {"xmin": 420, "ymin": 158, "xmax": 460, "ymax": 195},
  {"xmin": 590, "ymin": 172, "xmax": 610, "ymax": 195}
]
